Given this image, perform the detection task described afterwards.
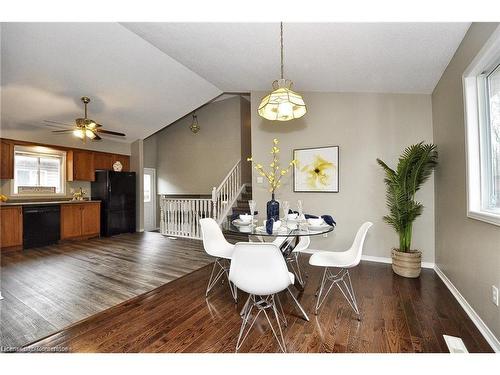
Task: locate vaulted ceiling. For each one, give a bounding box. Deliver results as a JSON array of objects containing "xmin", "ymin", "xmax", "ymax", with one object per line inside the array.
[
  {"xmin": 123, "ymin": 22, "xmax": 470, "ymax": 93},
  {"xmin": 1, "ymin": 22, "xmax": 470, "ymax": 143},
  {"xmin": 0, "ymin": 23, "xmax": 221, "ymax": 143}
]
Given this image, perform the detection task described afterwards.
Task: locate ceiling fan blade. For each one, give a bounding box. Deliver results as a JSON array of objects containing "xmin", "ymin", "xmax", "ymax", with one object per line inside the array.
[
  {"xmin": 52, "ymin": 129, "xmax": 75, "ymax": 133},
  {"xmin": 95, "ymin": 129, "xmax": 126, "ymax": 136},
  {"xmin": 92, "ymin": 133, "xmax": 102, "ymax": 141},
  {"xmin": 44, "ymin": 120, "xmax": 75, "ymax": 127},
  {"xmin": 94, "ymin": 123, "xmax": 103, "ymax": 128}
]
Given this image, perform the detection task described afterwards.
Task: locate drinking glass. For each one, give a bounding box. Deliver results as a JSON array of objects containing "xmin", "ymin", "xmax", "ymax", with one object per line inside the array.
[
  {"xmin": 282, "ymin": 200, "xmax": 290, "ymax": 223},
  {"xmin": 248, "ymin": 200, "xmax": 256, "ymax": 226},
  {"xmin": 297, "ymin": 200, "xmax": 303, "ymax": 220}
]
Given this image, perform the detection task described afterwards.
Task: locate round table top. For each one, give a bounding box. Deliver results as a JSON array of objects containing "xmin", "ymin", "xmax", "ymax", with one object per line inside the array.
[{"xmin": 222, "ymin": 216, "xmax": 334, "ymax": 237}]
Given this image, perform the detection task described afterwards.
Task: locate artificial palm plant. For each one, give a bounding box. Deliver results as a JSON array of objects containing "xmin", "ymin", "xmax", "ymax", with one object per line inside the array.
[{"xmin": 377, "ymin": 142, "xmax": 438, "ymax": 253}]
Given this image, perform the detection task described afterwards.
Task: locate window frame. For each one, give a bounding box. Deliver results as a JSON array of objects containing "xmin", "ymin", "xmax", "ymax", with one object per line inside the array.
[
  {"xmin": 11, "ymin": 145, "xmax": 67, "ymax": 197},
  {"xmin": 463, "ymin": 26, "xmax": 500, "ymax": 226}
]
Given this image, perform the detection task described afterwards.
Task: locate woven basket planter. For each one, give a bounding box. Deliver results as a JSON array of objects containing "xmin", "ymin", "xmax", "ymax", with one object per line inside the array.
[{"xmin": 391, "ymin": 249, "xmax": 422, "ymax": 278}]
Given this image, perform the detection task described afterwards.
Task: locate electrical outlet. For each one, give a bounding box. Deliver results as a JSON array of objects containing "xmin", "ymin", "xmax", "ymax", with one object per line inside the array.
[
  {"xmin": 323, "ymin": 233, "xmax": 328, "ymax": 238},
  {"xmin": 492, "ymin": 285, "xmax": 499, "ymax": 306},
  {"xmin": 257, "ymin": 176, "xmax": 264, "ymax": 184}
]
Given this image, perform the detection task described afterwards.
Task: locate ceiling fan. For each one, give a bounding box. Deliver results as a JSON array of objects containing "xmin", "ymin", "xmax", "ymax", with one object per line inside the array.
[{"xmin": 45, "ymin": 96, "xmax": 126, "ymax": 142}]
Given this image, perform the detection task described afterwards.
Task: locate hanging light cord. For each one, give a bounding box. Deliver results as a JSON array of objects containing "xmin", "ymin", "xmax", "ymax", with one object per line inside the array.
[{"xmin": 280, "ymin": 21, "xmax": 284, "ymax": 79}]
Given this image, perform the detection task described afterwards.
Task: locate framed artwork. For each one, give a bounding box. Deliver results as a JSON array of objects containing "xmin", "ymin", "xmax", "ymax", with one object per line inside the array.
[{"xmin": 293, "ymin": 146, "xmax": 339, "ymax": 192}]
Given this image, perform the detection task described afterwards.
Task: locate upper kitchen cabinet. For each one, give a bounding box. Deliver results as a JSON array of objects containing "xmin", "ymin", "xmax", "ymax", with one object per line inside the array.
[
  {"xmin": 94, "ymin": 152, "xmax": 114, "ymax": 171},
  {"xmin": 67, "ymin": 150, "xmax": 95, "ymax": 181},
  {"xmin": 0, "ymin": 140, "xmax": 14, "ymax": 179}
]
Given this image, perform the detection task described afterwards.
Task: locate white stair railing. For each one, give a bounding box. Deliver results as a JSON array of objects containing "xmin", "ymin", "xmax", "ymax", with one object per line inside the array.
[
  {"xmin": 159, "ymin": 160, "xmax": 244, "ymax": 239},
  {"xmin": 211, "ymin": 160, "xmax": 244, "ymax": 224},
  {"xmin": 159, "ymin": 198, "xmax": 213, "ymax": 239}
]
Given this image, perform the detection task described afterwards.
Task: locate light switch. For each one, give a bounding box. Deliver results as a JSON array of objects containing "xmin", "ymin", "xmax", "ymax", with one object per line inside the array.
[{"xmin": 257, "ymin": 176, "xmax": 264, "ymax": 184}]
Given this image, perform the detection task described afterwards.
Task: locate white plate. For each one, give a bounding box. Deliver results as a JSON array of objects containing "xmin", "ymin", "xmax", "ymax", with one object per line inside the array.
[
  {"xmin": 232, "ymin": 219, "xmax": 257, "ymax": 226},
  {"xmin": 308, "ymin": 224, "xmax": 332, "ymax": 231},
  {"xmin": 255, "ymin": 226, "xmax": 288, "ymax": 234}
]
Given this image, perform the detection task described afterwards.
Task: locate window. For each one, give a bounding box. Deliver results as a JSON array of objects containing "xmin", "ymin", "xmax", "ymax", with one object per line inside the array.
[
  {"xmin": 13, "ymin": 146, "xmax": 66, "ymax": 195},
  {"xmin": 463, "ymin": 26, "xmax": 500, "ymax": 226}
]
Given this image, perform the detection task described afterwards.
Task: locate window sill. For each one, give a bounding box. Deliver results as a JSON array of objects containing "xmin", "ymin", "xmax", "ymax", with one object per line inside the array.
[{"xmin": 467, "ymin": 210, "xmax": 500, "ymax": 227}]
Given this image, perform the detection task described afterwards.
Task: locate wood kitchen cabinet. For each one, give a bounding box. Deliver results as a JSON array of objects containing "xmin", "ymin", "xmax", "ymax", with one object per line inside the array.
[
  {"xmin": 94, "ymin": 152, "xmax": 113, "ymax": 171},
  {"xmin": 68, "ymin": 150, "xmax": 95, "ymax": 181},
  {"xmin": 1, "ymin": 206, "xmax": 23, "ymax": 250},
  {"xmin": 81, "ymin": 202, "xmax": 100, "ymax": 236},
  {"xmin": 0, "ymin": 140, "xmax": 14, "ymax": 180},
  {"xmin": 60, "ymin": 202, "xmax": 100, "ymax": 240}
]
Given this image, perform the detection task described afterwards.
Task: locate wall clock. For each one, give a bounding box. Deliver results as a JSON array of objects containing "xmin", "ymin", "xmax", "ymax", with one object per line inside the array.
[{"xmin": 113, "ymin": 161, "xmax": 123, "ymax": 172}]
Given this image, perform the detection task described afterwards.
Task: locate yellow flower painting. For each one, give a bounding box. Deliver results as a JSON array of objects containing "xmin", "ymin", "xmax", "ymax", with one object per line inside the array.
[{"xmin": 293, "ymin": 146, "xmax": 339, "ymax": 192}]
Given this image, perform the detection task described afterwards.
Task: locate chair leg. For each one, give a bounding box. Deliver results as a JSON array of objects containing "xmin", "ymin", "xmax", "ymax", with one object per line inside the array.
[
  {"xmin": 314, "ymin": 268, "xmax": 360, "ymax": 318},
  {"xmin": 336, "ymin": 270, "xmax": 360, "ymax": 319},
  {"xmin": 235, "ymin": 294, "xmax": 287, "ymax": 353},
  {"xmin": 206, "ymin": 258, "xmax": 236, "ymax": 302},
  {"xmin": 287, "ymin": 287, "xmax": 309, "ymax": 322},
  {"xmin": 275, "ymin": 293, "xmax": 287, "ymax": 327},
  {"xmin": 315, "ymin": 267, "xmax": 335, "ymax": 315},
  {"xmin": 286, "ymin": 252, "xmax": 305, "ymax": 287},
  {"xmin": 240, "ymin": 294, "xmax": 251, "ymax": 317}
]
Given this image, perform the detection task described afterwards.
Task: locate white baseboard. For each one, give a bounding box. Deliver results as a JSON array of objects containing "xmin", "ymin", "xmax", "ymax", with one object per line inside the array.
[
  {"xmin": 434, "ymin": 265, "xmax": 500, "ymax": 353},
  {"xmin": 361, "ymin": 254, "xmax": 435, "ymax": 269}
]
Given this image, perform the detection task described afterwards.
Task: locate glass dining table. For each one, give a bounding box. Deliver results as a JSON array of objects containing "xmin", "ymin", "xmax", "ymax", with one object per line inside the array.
[{"xmin": 222, "ymin": 216, "xmax": 335, "ymax": 321}]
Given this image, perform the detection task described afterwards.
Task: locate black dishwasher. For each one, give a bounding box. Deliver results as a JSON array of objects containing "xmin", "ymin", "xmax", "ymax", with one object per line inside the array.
[{"xmin": 23, "ymin": 205, "xmax": 61, "ymax": 249}]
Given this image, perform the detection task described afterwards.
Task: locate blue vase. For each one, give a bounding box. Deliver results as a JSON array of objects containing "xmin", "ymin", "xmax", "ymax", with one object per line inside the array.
[{"xmin": 267, "ymin": 193, "xmax": 280, "ymax": 221}]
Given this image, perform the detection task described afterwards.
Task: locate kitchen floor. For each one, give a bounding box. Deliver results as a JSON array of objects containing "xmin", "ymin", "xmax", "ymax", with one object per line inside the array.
[{"xmin": 0, "ymin": 232, "xmax": 213, "ymax": 349}]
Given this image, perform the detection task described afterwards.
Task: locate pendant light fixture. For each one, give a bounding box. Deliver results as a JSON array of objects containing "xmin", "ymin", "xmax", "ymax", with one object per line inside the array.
[
  {"xmin": 258, "ymin": 22, "xmax": 306, "ymax": 122},
  {"xmin": 190, "ymin": 111, "xmax": 200, "ymax": 133}
]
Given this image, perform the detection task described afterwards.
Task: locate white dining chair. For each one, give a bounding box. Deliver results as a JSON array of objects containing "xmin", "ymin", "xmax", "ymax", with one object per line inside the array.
[
  {"xmin": 200, "ymin": 218, "xmax": 237, "ymax": 303},
  {"xmin": 229, "ymin": 242, "xmax": 294, "ymax": 353},
  {"xmin": 308, "ymin": 222, "xmax": 373, "ymax": 317},
  {"xmin": 285, "ymin": 236, "xmax": 310, "ymax": 287}
]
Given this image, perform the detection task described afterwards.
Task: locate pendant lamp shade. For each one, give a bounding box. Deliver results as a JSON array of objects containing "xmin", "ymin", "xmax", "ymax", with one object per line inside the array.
[
  {"xmin": 258, "ymin": 22, "xmax": 306, "ymax": 122},
  {"xmin": 258, "ymin": 79, "xmax": 306, "ymax": 121}
]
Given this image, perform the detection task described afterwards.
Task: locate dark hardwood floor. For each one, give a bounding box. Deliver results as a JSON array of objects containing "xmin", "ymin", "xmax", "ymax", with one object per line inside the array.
[
  {"xmin": 19, "ymin": 256, "xmax": 493, "ymax": 353},
  {"xmin": 0, "ymin": 232, "xmax": 213, "ymax": 349}
]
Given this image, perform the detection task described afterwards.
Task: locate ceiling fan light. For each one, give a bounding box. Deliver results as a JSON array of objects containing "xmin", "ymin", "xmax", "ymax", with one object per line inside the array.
[
  {"xmin": 73, "ymin": 129, "xmax": 85, "ymax": 139},
  {"xmin": 87, "ymin": 121, "xmax": 97, "ymax": 129},
  {"xmin": 85, "ymin": 129, "xmax": 96, "ymax": 139}
]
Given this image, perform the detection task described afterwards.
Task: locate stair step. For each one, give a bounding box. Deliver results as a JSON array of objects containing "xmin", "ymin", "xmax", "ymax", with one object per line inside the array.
[
  {"xmin": 241, "ymin": 192, "xmax": 252, "ymax": 200},
  {"xmin": 237, "ymin": 200, "xmax": 250, "ymax": 208},
  {"xmin": 231, "ymin": 206, "xmax": 251, "ymax": 214}
]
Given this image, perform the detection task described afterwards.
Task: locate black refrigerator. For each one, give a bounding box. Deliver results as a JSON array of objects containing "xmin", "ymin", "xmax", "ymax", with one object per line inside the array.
[{"xmin": 91, "ymin": 170, "xmax": 136, "ymax": 237}]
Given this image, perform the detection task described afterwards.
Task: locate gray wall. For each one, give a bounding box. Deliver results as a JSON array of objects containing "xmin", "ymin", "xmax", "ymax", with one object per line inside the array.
[
  {"xmin": 432, "ymin": 22, "xmax": 500, "ymax": 339},
  {"xmin": 130, "ymin": 139, "xmax": 144, "ymax": 232},
  {"xmin": 251, "ymin": 91, "xmax": 435, "ymax": 263},
  {"xmin": 240, "ymin": 97, "xmax": 252, "ymax": 184},
  {"xmin": 154, "ymin": 96, "xmax": 243, "ymax": 195}
]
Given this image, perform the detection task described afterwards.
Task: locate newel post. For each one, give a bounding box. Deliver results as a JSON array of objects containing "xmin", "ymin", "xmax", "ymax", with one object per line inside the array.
[{"xmin": 211, "ymin": 187, "xmax": 217, "ymax": 220}]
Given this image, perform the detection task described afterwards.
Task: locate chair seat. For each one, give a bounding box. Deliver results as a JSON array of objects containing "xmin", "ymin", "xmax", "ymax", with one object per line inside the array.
[{"xmin": 309, "ymin": 250, "xmax": 357, "ymax": 268}]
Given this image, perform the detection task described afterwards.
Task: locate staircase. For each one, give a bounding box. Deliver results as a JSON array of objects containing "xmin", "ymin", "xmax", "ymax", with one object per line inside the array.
[
  {"xmin": 228, "ymin": 185, "xmax": 253, "ymax": 219},
  {"xmin": 159, "ymin": 160, "xmax": 246, "ymax": 239}
]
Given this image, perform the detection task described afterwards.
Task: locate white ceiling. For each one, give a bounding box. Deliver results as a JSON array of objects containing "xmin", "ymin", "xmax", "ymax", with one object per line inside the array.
[
  {"xmin": 1, "ymin": 23, "xmax": 221, "ymax": 142},
  {"xmin": 1, "ymin": 23, "xmax": 470, "ymax": 143},
  {"xmin": 123, "ymin": 22, "xmax": 470, "ymax": 94}
]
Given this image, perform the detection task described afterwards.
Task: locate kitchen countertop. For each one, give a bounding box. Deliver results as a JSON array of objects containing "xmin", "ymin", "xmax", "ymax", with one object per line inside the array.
[{"xmin": 0, "ymin": 200, "xmax": 101, "ymax": 207}]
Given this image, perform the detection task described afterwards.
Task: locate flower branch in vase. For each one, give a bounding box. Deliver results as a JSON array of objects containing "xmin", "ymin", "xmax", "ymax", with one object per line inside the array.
[{"xmin": 247, "ymin": 138, "xmax": 297, "ymax": 221}]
